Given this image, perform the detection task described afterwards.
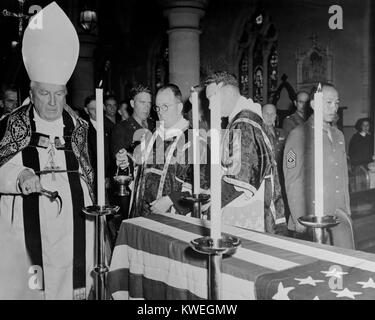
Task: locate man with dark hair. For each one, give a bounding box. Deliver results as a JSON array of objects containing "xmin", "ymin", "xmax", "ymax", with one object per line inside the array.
[
  {"xmin": 283, "ymin": 90, "xmax": 310, "ymax": 137},
  {"xmin": 205, "ymin": 71, "xmax": 285, "ymax": 233},
  {"xmin": 110, "ymin": 85, "xmax": 155, "ymax": 220},
  {"xmin": 111, "ymin": 84, "xmax": 154, "ymax": 157},
  {"xmin": 116, "ymin": 83, "xmax": 209, "ymax": 218},
  {"xmin": 0, "ymin": 85, "xmax": 18, "ymax": 119},
  {"xmin": 104, "ymin": 94, "xmax": 119, "ymax": 124},
  {"xmin": 283, "ymin": 83, "xmax": 355, "ymax": 249}
]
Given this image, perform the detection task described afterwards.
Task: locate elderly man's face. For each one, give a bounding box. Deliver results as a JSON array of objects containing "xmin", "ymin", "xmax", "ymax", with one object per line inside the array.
[
  {"xmin": 3, "ymin": 90, "xmax": 18, "ymax": 113},
  {"xmin": 132, "ymin": 92, "xmax": 151, "ymax": 121},
  {"xmin": 155, "ymin": 88, "xmax": 182, "ymax": 128},
  {"xmin": 262, "ymin": 104, "xmax": 277, "ymax": 126},
  {"xmin": 30, "ymin": 82, "xmax": 67, "ymax": 121}
]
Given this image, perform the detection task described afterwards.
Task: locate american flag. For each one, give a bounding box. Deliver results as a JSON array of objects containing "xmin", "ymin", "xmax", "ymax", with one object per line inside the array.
[
  {"xmin": 108, "ymin": 213, "xmax": 375, "ymax": 300},
  {"xmin": 256, "ymin": 260, "xmax": 375, "ymax": 300}
]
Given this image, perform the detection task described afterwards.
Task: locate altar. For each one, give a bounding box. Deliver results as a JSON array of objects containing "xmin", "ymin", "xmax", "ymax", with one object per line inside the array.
[{"xmin": 108, "ymin": 213, "xmax": 375, "ymax": 300}]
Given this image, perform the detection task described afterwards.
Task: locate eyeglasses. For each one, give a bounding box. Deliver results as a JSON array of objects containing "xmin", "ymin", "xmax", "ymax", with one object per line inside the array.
[{"xmin": 153, "ymin": 104, "xmax": 169, "ymax": 112}]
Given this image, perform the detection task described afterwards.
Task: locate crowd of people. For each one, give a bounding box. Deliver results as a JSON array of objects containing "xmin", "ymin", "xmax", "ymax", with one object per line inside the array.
[{"xmin": 0, "ymin": 2, "xmax": 374, "ymax": 300}]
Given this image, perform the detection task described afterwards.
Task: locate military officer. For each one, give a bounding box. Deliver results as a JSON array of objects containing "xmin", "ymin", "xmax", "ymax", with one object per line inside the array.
[
  {"xmin": 283, "ymin": 84, "xmax": 355, "ymax": 249},
  {"xmin": 283, "ymin": 90, "xmax": 309, "ymax": 137}
]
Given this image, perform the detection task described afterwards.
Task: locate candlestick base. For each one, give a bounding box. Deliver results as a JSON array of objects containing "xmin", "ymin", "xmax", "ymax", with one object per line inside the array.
[
  {"xmin": 83, "ymin": 204, "xmax": 119, "ymax": 300},
  {"xmin": 190, "ymin": 236, "xmax": 241, "ymax": 300},
  {"xmin": 183, "ymin": 194, "xmax": 210, "ymax": 219},
  {"xmin": 83, "ymin": 204, "xmax": 120, "ymax": 216},
  {"xmin": 298, "ymin": 215, "xmax": 340, "ymax": 245}
]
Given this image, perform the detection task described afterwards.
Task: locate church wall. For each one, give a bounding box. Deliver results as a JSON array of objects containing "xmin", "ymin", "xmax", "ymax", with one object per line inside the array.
[{"xmin": 200, "ymin": 0, "xmax": 370, "ymax": 137}]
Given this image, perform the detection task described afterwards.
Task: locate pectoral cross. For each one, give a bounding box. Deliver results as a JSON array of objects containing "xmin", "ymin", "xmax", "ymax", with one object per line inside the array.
[{"xmin": 43, "ymin": 138, "xmax": 61, "ymax": 181}]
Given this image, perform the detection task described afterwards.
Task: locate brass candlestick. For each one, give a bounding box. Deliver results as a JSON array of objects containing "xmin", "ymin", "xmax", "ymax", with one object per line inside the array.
[
  {"xmin": 83, "ymin": 204, "xmax": 119, "ymax": 300},
  {"xmin": 298, "ymin": 215, "xmax": 340, "ymax": 244},
  {"xmin": 191, "ymin": 236, "xmax": 241, "ymax": 300}
]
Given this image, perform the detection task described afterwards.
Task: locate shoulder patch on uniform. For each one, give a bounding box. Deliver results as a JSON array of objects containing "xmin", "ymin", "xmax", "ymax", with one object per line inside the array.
[{"xmin": 286, "ymin": 149, "xmax": 296, "ymax": 169}]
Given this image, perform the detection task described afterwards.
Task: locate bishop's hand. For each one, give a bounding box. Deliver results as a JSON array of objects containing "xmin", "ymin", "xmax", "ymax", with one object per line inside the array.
[{"xmin": 18, "ymin": 169, "xmax": 42, "ymax": 195}]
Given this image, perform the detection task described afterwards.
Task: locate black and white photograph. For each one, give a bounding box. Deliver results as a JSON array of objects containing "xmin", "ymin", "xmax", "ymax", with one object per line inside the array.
[{"xmin": 0, "ymin": 0, "xmax": 375, "ymax": 306}]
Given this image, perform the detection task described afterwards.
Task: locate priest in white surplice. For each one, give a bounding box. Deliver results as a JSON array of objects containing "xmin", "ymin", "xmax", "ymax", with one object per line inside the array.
[{"xmin": 0, "ymin": 2, "xmax": 95, "ymax": 299}]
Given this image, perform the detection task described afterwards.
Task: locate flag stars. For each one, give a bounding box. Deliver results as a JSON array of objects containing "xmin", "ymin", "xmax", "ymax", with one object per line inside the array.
[
  {"xmin": 321, "ymin": 268, "xmax": 348, "ymax": 278},
  {"xmin": 272, "ymin": 282, "xmax": 295, "ymax": 300},
  {"xmin": 294, "ymin": 276, "xmax": 324, "ymax": 286},
  {"xmin": 357, "ymin": 278, "xmax": 375, "ymax": 289},
  {"xmin": 331, "ymin": 288, "xmax": 362, "ymax": 299}
]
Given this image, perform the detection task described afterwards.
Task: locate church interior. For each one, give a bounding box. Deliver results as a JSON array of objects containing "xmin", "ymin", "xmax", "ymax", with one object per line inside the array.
[{"xmin": 1, "ymin": 0, "xmax": 375, "ymax": 301}]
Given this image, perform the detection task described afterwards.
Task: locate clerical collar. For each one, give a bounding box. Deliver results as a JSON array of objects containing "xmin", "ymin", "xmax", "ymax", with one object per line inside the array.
[
  {"xmin": 360, "ymin": 131, "xmax": 367, "ymax": 137},
  {"xmin": 228, "ymin": 96, "xmax": 263, "ymax": 123},
  {"xmin": 157, "ymin": 117, "xmax": 189, "ymax": 140}
]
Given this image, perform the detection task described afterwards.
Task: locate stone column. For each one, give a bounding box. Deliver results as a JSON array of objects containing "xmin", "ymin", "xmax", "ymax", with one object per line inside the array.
[
  {"xmin": 362, "ymin": 0, "xmax": 370, "ymax": 116},
  {"xmin": 162, "ymin": 0, "xmax": 208, "ymax": 100},
  {"xmin": 69, "ymin": 33, "xmax": 98, "ymax": 109}
]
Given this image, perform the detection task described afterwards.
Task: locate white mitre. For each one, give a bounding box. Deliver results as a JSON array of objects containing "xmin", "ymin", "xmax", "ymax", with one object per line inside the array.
[{"xmin": 22, "ymin": 2, "xmax": 79, "ymax": 85}]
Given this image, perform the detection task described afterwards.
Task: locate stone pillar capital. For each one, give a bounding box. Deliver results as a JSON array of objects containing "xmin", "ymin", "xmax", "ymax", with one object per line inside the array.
[
  {"xmin": 159, "ymin": 0, "xmax": 209, "ymax": 10},
  {"xmin": 161, "ymin": 0, "xmax": 208, "ymax": 29}
]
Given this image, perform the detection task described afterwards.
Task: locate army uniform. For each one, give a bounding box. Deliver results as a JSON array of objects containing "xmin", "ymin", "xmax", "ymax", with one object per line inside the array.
[
  {"xmin": 283, "ymin": 111, "xmax": 305, "ymax": 137},
  {"xmin": 283, "ymin": 116, "xmax": 355, "ymax": 249}
]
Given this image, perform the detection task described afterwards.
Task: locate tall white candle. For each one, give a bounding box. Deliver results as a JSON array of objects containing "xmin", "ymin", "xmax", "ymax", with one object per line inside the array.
[
  {"xmin": 96, "ymin": 88, "xmax": 106, "ymax": 206},
  {"xmin": 191, "ymin": 89, "xmax": 200, "ymax": 195},
  {"xmin": 210, "ymin": 93, "xmax": 222, "ymax": 240},
  {"xmin": 314, "ymin": 84, "xmax": 324, "ymax": 217}
]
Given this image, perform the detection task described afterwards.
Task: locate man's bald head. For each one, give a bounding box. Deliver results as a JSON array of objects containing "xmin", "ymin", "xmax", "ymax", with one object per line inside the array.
[
  {"xmin": 262, "ymin": 103, "xmax": 277, "ymax": 126},
  {"xmin": 294, "ymin": 91, "xmax": 309, "ymax": 115}
]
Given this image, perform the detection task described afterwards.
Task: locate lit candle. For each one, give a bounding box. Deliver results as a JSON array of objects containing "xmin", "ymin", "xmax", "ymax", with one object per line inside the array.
[
  {"xmin": 314, "ymin": 84, "xmax": 324, "ymax": 217},
  {"xmin": 191, "ymin": 88, "xmax": 200, "ymax": 195},
  {"xmin": 210, "ymin": 92, "xmax": 222, "ymax": 240},
  {"xmin": 96, "ymin": 88, "xmax": 105, "ymax": 206}
]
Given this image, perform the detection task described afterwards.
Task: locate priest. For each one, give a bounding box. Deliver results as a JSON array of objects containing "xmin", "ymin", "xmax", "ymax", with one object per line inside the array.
[
  {"xmin": 116, "ymin": 84, "xmax": 210, "ymax": 218},
  {"xmin": 205, "ymin": 71, "xmax": 286, "ymax": 233},
  {"xmin": 0, "ymin": 2, "xmax": 95, "ymax": 299}
]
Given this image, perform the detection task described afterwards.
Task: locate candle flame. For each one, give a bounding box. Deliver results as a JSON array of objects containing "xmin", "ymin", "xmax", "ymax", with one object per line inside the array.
[{"xmin": 317, "ymin": 83, "xmax": 322, "ymax": 92}]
